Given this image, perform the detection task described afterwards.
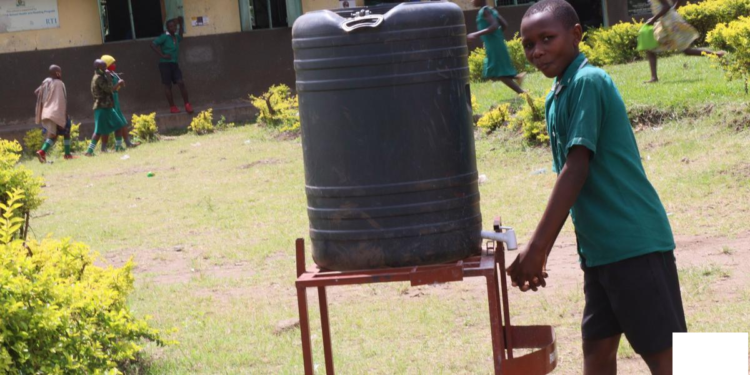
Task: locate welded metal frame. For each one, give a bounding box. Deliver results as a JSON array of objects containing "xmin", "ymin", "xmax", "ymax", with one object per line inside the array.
[{"xmin": 294, "ymin": 220, "xmax": 557, "ymax": 374}]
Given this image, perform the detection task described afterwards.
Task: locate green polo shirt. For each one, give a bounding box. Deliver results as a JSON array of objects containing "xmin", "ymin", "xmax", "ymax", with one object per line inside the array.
[
  {"xmin": 153, "ymin": 32, "xmax": 182, "ymax": 64},
  {"xmin": 545, "ymin": 53, "xmax": 675, "ymax": 267}
]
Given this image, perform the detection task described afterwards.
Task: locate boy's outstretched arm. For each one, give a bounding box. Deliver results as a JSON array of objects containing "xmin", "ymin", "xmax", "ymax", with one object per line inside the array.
[{"xmin": 507, "ymin": 146, "xmax": 591, "ymax": 292}]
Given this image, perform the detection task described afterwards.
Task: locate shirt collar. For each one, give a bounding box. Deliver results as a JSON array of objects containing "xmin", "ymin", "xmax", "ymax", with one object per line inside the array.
[{"xmin": 551, "ymin": 53, "xmax": 587, "ymax": 96}]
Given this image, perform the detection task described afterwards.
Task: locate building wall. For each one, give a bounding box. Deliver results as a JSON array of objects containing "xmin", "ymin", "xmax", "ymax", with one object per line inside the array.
[
  {"xmin": 301, "ymin": 0, "xmax": 364, "ymax": 14},
  {"xmin": 183, "ymin": 0, "xmax": 242, "ymax": 36},
  {"xmin": 0, "ymin": 0, "xmax": 245, "ymax": 54},
  {"xmin": 0, "ymin": 29, "xmax": 296, "ymax": 137},
  {"xmin": 0, "ymin": 0, "xmax": 100, "ymax": 53}
]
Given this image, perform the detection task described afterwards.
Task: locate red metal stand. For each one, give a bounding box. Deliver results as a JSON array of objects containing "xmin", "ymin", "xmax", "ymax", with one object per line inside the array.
[{"xmin": 295, "ymin": 220, "xmax": 557, "ymax": 374}]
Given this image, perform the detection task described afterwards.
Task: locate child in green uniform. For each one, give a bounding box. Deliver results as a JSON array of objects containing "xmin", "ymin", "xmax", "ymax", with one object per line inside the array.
[
  {"xmin": 467, "ymin": 0, "xmax": 526, "ymax": 94},
  {"xmin": 86, "ymin": 60, "xmax": 127, "ymax": 156},
  {"xmin": 509, "ymin": 1, "xmax": 685, "ymax": 374},
  {"xmin": 99, "ymin": 55, "xmax": 139, "ymax": 151},
  {"xmin": 151, "ymin": 17, "xmax": 193, "ymax": 114}
]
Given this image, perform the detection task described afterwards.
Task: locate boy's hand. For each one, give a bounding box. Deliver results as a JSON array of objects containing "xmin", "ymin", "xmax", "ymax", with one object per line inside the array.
[
  {"xmin": 507, "ymin": 245, "xmax": 548, "ymax": 292},
  {"xmin": 162, "ymin": 54, "xmax": 172, "ymax": 60},
  {"xmin": 467, "ymin": 33, "xmax": 478, "ymax": 42}
]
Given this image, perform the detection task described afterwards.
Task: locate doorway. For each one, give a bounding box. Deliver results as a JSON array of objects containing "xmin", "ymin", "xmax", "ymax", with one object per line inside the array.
[
  {"xmin": 567, "ymin": 0, "xmax": 604, "ymax": 30},
  {"xmin": 99, "ymin": 0, "xmax": 182, "ymax": 42}
]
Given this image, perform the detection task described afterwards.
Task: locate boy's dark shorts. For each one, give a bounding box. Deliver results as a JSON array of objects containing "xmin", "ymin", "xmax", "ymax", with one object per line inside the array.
[
  {"xmin": 159, "ymin": 62, "xmax": 183, "ymax": 85},
  {"xmin": 41, "ymin": 117, "xmax": 71, "ymax": 137},
  {"xmin": 581, "ymin": 250, "xmax": 687, "ymax": 355}
]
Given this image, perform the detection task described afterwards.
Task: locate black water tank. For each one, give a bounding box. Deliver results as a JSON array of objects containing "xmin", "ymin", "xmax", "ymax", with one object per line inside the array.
[{"xmin": 293, "ymin": 2, "xmax": 481, "ymax": 271}]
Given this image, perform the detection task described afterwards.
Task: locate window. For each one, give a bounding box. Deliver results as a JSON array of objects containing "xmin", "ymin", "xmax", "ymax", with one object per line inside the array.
[
  {"xmin": 98, "ymin": 0, "xmax": 183, "ymax": 42},
  {"xmin": 495, "ymin": 0, "xmax": 535, "ymax": 6},
  {"xmin": 239, "ymin": 0, "xmax": 301, "ymax": 30}
]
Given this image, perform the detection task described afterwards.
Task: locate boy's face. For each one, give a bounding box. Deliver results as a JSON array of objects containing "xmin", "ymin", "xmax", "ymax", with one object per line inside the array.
[
  {"xmin": 520, "ymin": 11, "xmax": 582, "ymax": 79},
  {"xmin": 167, "ymin": 21, "xmax": 177, "ymax": 34}
]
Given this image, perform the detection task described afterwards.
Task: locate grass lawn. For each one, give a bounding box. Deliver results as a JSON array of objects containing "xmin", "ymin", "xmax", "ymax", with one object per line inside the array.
[{"xmin": 21, "ymin": 54, "xmax": 750, "ymax": 374}]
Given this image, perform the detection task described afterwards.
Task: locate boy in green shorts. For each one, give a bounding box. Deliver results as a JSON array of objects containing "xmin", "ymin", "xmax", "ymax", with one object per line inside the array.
[
  {"xmin": 508, "ymin": 1, "xmax": 685, "ymax": 374},
  {"xmin": 86, "ymin": 59, "xmax": 127, "ymax": 156}
]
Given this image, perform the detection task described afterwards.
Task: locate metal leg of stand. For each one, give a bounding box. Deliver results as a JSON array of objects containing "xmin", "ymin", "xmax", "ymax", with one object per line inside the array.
[
  {"xmin": 486, "ymin": 273, "xmax": 506, "ymax": 374},
  {"xmin": 296, "ymin": 239, "xmax": 315, "ymax": 375},
  {"xmin": 319, "ymin": 287, "xmax": 335, "ymax": 374},
  {"xmin": 297, "ymin": 286, "xmax": 314, "ymax": 375},
  {"xmin": 496, "ymin": 241, "xmax": 514, "ymax": 359}
]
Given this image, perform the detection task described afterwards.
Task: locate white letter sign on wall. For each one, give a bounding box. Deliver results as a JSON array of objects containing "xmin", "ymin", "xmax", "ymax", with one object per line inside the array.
[{"xmin": 0, "ymin": 0, "xmax": 60, "ymax": 33}]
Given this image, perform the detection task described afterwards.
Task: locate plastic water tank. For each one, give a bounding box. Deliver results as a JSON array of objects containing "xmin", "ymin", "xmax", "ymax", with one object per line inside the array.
[{"xmin": 293, "ymin": 2, "xmax": 481, "ymax": 271}]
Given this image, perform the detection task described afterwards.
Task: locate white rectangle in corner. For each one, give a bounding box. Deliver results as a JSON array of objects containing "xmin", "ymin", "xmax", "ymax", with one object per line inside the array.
[{"xmin": 674, "ymin": 332, "xmax": 748, "ymax": 375}]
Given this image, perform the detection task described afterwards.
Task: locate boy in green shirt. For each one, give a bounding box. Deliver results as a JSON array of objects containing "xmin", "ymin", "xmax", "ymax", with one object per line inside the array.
[
  {"xmin": 508, "ymin": 1, "xmax": 685, "ymax": 374},
  {"xmin": 151, "ymin": 17, "xmax": 193, "ymax": 114}
]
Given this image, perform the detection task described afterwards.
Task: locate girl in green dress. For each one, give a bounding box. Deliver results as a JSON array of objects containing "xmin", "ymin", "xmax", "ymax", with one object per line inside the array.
[
  {"xmin": 467, "ymin": 0, "xmax": 526, "ymax": 94},
  {"xmin": 100, "ymin": 55, "xmax": 140, "ymax": 151}
]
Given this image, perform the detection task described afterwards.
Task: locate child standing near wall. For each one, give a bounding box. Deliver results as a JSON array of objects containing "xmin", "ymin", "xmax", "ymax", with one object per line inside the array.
[
  {"xmin": 467, "ymin": 0, "xmax": 526, "ymax": 94},
  {"xmin": 510, "ymin": 1, "xmax": 685, "ymax": 374},
  {"xmin": 86, "ymin": 60, "xmax": 127, "ymax": 156},
  {"xmin": 151, "ymin": 17, "xmax": 194, "ymax": 114},
  {"xmin": 34, "ymin": 65, "xmax": 75, "ymax": 162}
]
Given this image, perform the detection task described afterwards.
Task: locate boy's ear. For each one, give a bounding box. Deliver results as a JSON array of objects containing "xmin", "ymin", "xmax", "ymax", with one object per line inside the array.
[{"xmin": 571, "ymin": 24, "xmax": 583, "ymax": 46}]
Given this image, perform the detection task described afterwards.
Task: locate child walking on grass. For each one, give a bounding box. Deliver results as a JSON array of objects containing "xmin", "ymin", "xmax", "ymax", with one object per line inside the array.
[
  {"xmin": 510, "ymin": 1, "xmax": 685, "ymax": 374},
  {"xmin": 99, "ymin": 55, "xmax": 140, "ymax": 152},
  {"xmin": 467, "ymin": 0, "xmax": 526, "ymax": 94},
  {"xmin": 34, "ymin": 65, "xmax": 75, "ymax": 162},
  {"xmin": 643, "ymin": 0, "xmax": 725, "ymax": 83},
  {"xmin": 86, "ymin": 59, "xmax": 127, "ymax": 156}
]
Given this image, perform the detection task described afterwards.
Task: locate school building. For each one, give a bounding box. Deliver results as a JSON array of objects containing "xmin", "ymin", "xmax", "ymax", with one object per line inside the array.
[{"xmin": 0, "ymin": 0, "xmax": 652, "ymax": 139}]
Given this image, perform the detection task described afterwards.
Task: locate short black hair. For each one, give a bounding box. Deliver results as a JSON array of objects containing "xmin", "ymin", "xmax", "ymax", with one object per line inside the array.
[{"xmin": 523, "ymin": 0, "xmax": 580, "ymax": 29}]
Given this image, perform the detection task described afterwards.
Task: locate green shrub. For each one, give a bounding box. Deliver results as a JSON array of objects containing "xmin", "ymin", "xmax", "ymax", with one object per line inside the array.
[
  {"xmin": 581, "ymin": 21, "xmax": 643, "ymax": 66},
  {"xmin": 707, "ymin": 16, "xmax": 750, "ymax": 93},
  {"xmin": 477, "ymin": 104, "xmax": 511, "ymax": 133},
  {"xmin": 507, "ymin": 34, "xmax": 536, "ymax": 73},
  {"xmin": 190, "ymin": 109, "xmax": 215, "ymax": 135},
  {"xmin": 511, "ymin": 94, "xmax": 549, "ymax": 146},
  {"xmin": 679, "ymin": 0, "xmax": 750, "ymax": 45},
  {"xmin": 468, "ymin": 47, "xmax": 487, "ymax": 82},
  {"xmin": 216, "ymin": 115, "xmax": 236, "ymax": 130},
  {"xmin": 22, "ymin": 128, "xmax": 44, "ymax": 156},
  {"xmin": 0, "ymin": 140, "xmax": 43, "ymax": 213},
  {"xmin": 250, "ymin": 84, "xmax": 300, "ymax": 132},
  {"xmin": 131, "ymin": 113, "xmax": 159, "ymax": 142},
  {"xmin": 0, "ymin": 190, "xmax": 171, "ymax": 373}
]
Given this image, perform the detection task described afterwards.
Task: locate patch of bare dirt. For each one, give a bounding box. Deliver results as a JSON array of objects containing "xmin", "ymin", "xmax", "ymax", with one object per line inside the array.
[
  {"xmin": 102, "ymin": 246, "xmax": 255, "ymax": 285},
  {"xmin": 238, "ymin": 158, "xmax": 284, "ymax": 170}
]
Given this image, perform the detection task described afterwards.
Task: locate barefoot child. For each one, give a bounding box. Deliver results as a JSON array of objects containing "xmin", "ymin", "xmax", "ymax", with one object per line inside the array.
[
  {"xmin": 509, "ymin": 1, "xmax": 685, "ymax": 374},
  {"xmin": 34, "ymin": 65, "xmax": 75, "ymax": 162},
  {"xmin": 643, "ymin": 0, "xmax": 725, "ymax": 83},
  {"xmin": 86, "ymin": 59, "xmax": 127, "ymax": 156},
  {"xmin": 151, "ymin": 17, "xmax": 194, "ymax": 114},
  {"xmin": 467, "ymin": 0, "xmax": 526, "ymax": 94},
  {"xmin": 100, "ymin": 55, "xmax": 140, "ymax": 151}
]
